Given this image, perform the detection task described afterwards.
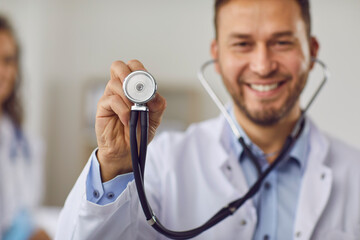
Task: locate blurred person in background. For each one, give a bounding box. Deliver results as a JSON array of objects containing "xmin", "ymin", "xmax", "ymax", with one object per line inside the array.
[{"xmin": 0, "ymin": 14, "xmax": 50, "ymax": 240}]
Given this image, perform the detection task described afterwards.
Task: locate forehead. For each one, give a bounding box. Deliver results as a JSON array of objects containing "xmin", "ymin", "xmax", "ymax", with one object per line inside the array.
[{"xmin": 217, "ymin": 0, "xmax": 305, "ymax": 38}]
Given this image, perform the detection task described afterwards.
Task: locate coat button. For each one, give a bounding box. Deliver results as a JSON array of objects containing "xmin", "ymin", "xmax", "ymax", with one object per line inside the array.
[
  {"xmin": 93, "ymin": 190, "xmax": 100, "ymax": 198},
  {"xmin": 321, "ymin": 173, "xmax": 326, "ymax": 180},
  {"xmin": 107, "ymin": 192, "xmax": 115, "ymax": 199},
  {"xmin": 263, "ymin": 235, "xmax": 270, "ymax": 240},
  {"xmin": 295, "ymin": 231, "xmax": 301, "ymax": 238},
  {"xmin": 240, "ymin": 219, "xmax": 247, "ymax": 226},
  {"xmin": 264, "ymin": 182, "xmax": 271, "ymax": 190}
]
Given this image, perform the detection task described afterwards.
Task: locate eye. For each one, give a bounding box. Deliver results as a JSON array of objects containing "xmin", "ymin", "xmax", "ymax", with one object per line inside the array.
[
  {"xmin": 276, "ymin": 41, "xmax": 293, "ymax": 45},
  {"xmin": 234, "ymin": 41, "xmax": 253, "ymax": 47},
  {"xmin": 272, "ymin": 40, "xmax": 295, "ymax": 50},
  {"xmin": 237, "ymin": 41, "xmax": 250, "ymax": 46},
  {"xmin": 231, "ymin": 41, "xmax": 254, "ymax": 52}
]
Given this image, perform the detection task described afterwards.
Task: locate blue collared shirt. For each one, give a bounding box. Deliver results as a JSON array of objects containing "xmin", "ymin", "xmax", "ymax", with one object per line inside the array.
[{"xmin": 229, "ymin": 110, "xmax": 310, "ymax": 240}]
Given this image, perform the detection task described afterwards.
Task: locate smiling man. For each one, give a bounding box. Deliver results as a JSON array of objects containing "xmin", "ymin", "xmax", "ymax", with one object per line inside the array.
[
  {"xmin": 56, "ymin": 0, "xmax": 360, "ymax": 239},
  {"xmin": 211, "ymin": 0, "xmax": 318, "ymax": 161}
]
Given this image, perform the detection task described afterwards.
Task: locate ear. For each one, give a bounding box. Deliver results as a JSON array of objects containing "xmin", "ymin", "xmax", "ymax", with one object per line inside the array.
[
  {"xmin": 309, "ymin": 37, "xmax": 320, "ymax": 69},
  {"xmin": 211, "ymin": 39, "xmax": 221, "ymax": 74}
]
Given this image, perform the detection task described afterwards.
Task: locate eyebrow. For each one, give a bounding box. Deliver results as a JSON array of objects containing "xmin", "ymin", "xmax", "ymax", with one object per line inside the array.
[
  {"xmin": 229, "ymin": 33, "xmax": 252, "ymax": 39},
  {"xmin": 272, "ymin": 31, "xmax": 294, "ymax": 38},
  {"xmin": 229, "ymin": 31, "xmax": 295, "ymax": 39}
]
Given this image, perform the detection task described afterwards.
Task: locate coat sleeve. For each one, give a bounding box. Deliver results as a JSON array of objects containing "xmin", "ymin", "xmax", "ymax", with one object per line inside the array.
[{"xmin": 55, "ymin": 144, "xmax": 163, "ymax": 240}]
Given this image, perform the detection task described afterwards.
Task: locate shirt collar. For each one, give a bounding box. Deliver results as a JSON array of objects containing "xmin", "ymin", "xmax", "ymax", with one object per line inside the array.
[{"xmin": 227, "ymin": 106, "xmax": 310, "ymax": 171}]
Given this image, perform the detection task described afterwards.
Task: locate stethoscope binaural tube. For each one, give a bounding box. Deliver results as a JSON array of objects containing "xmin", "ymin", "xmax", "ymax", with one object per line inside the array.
[
  {"xmin": 126, "ymin": 58, "xmax": 329, "ymax": 239},
  {"xmin": 197, "ymin": 58, "xmax": 330, "ymax": 141},
  {"xmin": 198, "ymin": 58, "xmax": 329, "ymax": 176}
]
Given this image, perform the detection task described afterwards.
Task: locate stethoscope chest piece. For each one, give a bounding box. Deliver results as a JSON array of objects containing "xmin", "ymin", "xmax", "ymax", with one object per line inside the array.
[{"xmin": 123, "ymin": 71, "xmax": 157, "ymax": 105}]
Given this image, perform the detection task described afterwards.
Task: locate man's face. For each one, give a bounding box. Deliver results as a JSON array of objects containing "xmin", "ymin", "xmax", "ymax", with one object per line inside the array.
[
  {"xmin": 0, "ymin": 31, "xmax": 17, "ymax": 106},
  {"xmin": 212, "ymin": 0, "xmax": 318, "ymax": 126}
]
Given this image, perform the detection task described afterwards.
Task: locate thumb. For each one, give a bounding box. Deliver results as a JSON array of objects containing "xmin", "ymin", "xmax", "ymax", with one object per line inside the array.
[{"xmin": 147, "ymin": 93, "xmax": 167, "ymax": 128}]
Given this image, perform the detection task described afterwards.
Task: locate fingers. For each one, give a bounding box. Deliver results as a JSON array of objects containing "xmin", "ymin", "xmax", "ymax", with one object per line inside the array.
[
  {"xmin": 102, "ymin": 59, "xmax": 166, "ymax": 128},
  {"xmin": 96, "ymin": 94, "xmax": 130, "ymax": 127},
  {"xmin": 110, "ymin": 60, "xmax": 131, "ymax": 84},
  {"xmin": 148, "ymin": 93, "xmax": 167, "ymax": 122},
  {"xmin": 128, "ymin": 60, "xmax": 166, "ymax": 125},
  {"xmin": 104, "ymin": 61, "xmax": 132, "ymax": 108},
  {"xmin": 127, "ymin": 59, "xmax": 147, "ymax": 72},
  {"xmin": 105, "ymin": 60, "xmax": 148, "ymax": 107},
  {"xmin": 127, "ymin": 60, "xmax": 165, "ymax": 117}
]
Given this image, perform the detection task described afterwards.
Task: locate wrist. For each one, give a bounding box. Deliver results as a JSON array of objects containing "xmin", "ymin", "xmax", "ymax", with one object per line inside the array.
[{"xmin": 96, "ymin": 149, "xmax": 133, "ymax": 182}]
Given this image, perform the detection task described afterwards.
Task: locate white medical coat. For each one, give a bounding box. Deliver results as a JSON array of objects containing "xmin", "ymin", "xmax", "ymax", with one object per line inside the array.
[
  {"xmin": 0, "ymin": 115, "xmax": 44, "ymax": 237},
  {"xmin": 56, "ymin": 115, "xmax": 360, "ymax": 240}
]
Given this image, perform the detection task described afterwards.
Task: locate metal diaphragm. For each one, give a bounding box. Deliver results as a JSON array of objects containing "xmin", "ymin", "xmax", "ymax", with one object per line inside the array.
[{"xmin": 123, "ymin": 71, "xmax": 157, "ymax": 105}]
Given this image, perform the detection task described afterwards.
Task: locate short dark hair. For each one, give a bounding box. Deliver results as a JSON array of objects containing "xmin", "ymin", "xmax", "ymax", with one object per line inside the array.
[
  {"xmin": 214, "ymin": 0, "xmax": 311, "ymax": 39},
  {"xmin": 0, "ymin": 14, "xmax": 23, "ymax": 128}
]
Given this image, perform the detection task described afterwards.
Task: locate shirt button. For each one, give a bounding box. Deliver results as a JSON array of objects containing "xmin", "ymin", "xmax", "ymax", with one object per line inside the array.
[
  {"xmin": 264, "ymin": 182, "xmax": 271, "ymax": 190},
  {"xmin": 107, "ymin": 192, "xmax": 115, "ymax": 199},
  {"xmin": 264, "ymin": 235, "xmax": 270, "ymax": 240},
  {"xmin": 93, "ymin": 190, "xmax": 100, "ymax": 198}
]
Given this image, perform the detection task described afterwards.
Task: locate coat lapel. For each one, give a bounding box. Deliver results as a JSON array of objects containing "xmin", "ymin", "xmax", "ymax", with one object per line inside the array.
[
  {"xmin": 293, "ymin": 121, "xmax": 333, "ymax": 240},
  {"xmin": 216, "ymin": 115, "xmax": 258, "ymax": 235},
  {"xmin": 216, "ymin": 115, "xmax": 253, "ymax": 197}
]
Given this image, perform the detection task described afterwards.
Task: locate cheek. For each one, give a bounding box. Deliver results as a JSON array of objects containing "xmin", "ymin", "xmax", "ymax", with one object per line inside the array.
[
  {"xmin": 219, "ymin": 52, "xmax": 248, "ymax": 92},
  {"xmin": 6, "ymin": 67, "xmax": 16, "ymax": 86},
  {"xmin": 0, "ymin": 67, "xmax": 17, "ymax": 100},
  {"xmin": 279, "ymin": 52, "xmax": 309, "ymax": 83}
]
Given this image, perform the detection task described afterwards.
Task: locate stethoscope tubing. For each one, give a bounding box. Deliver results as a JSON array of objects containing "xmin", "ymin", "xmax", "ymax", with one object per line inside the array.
[
  {"xmin": 128, "ymin": 58, "xmax": 329, "ymax": 239},
  {"xmin": 130, "ymin": 109, "xmax": 302, "ymax": 239},
  {"xmin": 10, "ymin": 126, "xmax": 31, "ymax": 163}
]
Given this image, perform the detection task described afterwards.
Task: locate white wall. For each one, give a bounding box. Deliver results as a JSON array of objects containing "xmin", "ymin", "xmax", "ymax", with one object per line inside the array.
[
  {"xmin": 1, "ymin": 0, "xmax": 359, "ymax": 206},
  {"xmin": 310, "ymin": 0, "xmax": 360, "ymax": 148}
]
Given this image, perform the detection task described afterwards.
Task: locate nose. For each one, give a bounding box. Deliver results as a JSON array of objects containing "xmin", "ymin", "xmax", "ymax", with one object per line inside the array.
[{"xmin": 249, "ymin": 44, "xmax": 277, "ymax": 77}]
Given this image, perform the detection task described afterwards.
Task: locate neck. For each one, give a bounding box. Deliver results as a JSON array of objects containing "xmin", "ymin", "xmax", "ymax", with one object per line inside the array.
[{"xmin": 234, "ymin": 104, "xmax": 301, "ymax": 163}]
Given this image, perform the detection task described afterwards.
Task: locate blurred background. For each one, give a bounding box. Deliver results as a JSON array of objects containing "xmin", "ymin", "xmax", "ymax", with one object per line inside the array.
[{"xmin": 1, "ymin": 0, "xmax": 359, "ymax": 229}]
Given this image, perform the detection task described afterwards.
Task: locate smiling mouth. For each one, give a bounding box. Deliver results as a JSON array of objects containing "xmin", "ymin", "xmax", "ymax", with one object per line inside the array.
[{"xmin": 248, "ymin": 81, "xmax": 287, "ymax": 92}]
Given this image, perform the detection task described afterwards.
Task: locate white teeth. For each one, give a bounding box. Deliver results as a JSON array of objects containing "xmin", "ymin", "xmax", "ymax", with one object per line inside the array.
[{"xmin": 250, "ymin": 83, "xmax": 279, "ymax": 92}]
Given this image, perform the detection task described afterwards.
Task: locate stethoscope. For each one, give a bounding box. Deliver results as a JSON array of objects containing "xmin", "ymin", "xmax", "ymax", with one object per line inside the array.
[
  {"xmin": 9, "ymin": 126, "xmax": 31, "ymax": 163},
  {"xmin": 123, "ymin": 58, "xmax": 329, "ymax": 239},
  {"xmin": 0, "ymin": 118, "xmax": 31, "ymax": 163}
]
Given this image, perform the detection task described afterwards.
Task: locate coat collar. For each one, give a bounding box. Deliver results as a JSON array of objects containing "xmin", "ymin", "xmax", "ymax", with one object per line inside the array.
[
  {"xmin": 214, "ymin": 109, "xmax": 312, "ymax": 186},
  {"xmin": 0, "ymin": 114, "xmax": 15, "ymax": 146},
  {"xmin": 213, "ymin": 113, "xmax": 333, "ymax": 239}
]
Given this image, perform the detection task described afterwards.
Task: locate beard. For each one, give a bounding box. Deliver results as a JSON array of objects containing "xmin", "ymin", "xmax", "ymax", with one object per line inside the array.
[{"xmin": 227, "ymin": 72, "xmax": 308, "ymax": 126}]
